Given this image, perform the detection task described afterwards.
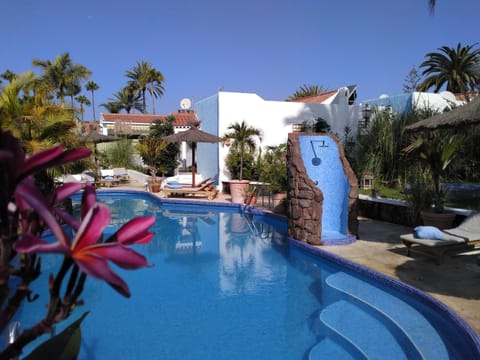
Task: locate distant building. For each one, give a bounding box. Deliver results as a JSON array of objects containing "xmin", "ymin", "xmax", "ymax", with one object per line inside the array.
[
  {"xmin": 363, "ymin": 91, "xmax": 466, "ymax": 117},
  {"xmin": 99, "ymin": 110, "xmax": 198, "ymax": 137}
]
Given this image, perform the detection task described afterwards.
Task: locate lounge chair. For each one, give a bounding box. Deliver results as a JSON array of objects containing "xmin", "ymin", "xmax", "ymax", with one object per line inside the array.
[
  {"xmin": 113, "ymin": 168, "xmax": 130, "ymax": 182},
  {"xmin": 400, "ymin": 212, "xmax": 480, "ymax": 264},
  {"xmin": 163, "ymin": 177, "xmax": 212, "ymax": 189},
  {"xmin": 163, "ymin": 180, "xmax": 218, "ymax": 200}
]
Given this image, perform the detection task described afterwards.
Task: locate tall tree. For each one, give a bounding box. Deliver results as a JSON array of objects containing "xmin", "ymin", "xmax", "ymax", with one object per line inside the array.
[
  {"xmin": 100, "ymin": 101, "xmax": 122, "ymax": 114},
  {"xmin": 108, "ymin": 84, "xmax": 144, "ymax": 114},
  {"xmin": 32, "ymin": 53, "xmax": 91, "ymax": 107},
  {"xmin": 403, "ymin": 66, "xmax": 422, "ymax": 93},
  {"xmin": 1, "ymin": 70, "xmax": 17, "ymax": 83},
  {"xmin": 75, "ymin": 95, "xmax": 91, "ymax": 121},
  {"xmin": 286, "ymin": 84, "xmax": 327, "ymax": 101},
  {"xmin": 85, "ymin": 80, "xmax": 99, "ymax": 121},
  {"xmin": 147, "ymin": 69, "xmax": 165, "ymax": 114},
  {"xmin": 417, "ymin": 43, "xmax": 480, "ymax": 94},
  {"xmin": 125, "ymin": 61, "xmax": 164, "ymax": 113}
]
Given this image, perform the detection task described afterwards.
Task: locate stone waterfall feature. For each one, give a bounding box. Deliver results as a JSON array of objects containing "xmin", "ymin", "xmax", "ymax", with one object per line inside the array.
[{"xmin": 287, "ymin": 133, "xmax": 358, "ymax": 245}]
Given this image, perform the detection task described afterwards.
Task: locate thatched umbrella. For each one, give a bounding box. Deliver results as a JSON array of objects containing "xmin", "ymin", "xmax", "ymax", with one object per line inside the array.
[
  {"xmin": 162, "ymin": 128, "xmax": 222, "ymax": 186},
  {"xmin": 405, "ymin": 96, "xmax": 480, "ymax": 131}
]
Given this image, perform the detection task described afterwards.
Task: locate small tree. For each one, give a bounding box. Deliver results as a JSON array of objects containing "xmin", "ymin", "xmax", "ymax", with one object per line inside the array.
[
  {"xmin": 105, "ymin": 139, "xmax": 135, "ymax": 168},
  {"xmin": 149, "ymin": 117, "xmax": 179, "ymax": 176},
  {"xmin": 136, "ymin": 135, "xmax": 168, "ymax": 181},
  {"xmin": 260, "ymin": 144, "xmax": 288, "ymax": 193},
  {"xmin": 223, "ymin": 120, "xmax": 262, "ymax": 180}
]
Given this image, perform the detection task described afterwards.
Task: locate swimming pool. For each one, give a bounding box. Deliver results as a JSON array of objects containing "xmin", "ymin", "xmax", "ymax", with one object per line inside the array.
[{"xmin": 14, "ymin": 191, "xmax": 480, "ymax": 359}]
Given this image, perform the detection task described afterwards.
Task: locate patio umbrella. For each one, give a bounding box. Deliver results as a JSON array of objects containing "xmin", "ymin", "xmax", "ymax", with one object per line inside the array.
[
  {"xmin": 405, "ymin": 96, "xmax": 480, "ymax": 132},
  {"xmin": 162, "ymin": 127, "xmax": 222, "ymax": 186}
]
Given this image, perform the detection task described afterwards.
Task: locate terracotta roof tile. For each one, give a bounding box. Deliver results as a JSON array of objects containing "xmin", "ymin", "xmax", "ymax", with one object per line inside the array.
[{"xmin": 289, "ymin": 90, "xmax": 339, "ymax": 104}]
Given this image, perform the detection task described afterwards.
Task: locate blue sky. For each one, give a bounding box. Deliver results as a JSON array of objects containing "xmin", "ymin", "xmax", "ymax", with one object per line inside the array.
[{"xmin": 1, "ymin": 0, "xmax": 478, "ymax": 120}]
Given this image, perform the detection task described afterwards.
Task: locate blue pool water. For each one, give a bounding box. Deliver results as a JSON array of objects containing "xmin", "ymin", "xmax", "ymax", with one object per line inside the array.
[{"xmin": 10, "ymin": 191, "xmax": 480, "ymax": 359}]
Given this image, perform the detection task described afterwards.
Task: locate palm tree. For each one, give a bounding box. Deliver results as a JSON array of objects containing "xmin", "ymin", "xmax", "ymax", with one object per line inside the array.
[
  {"xmin": 417, "ymin": 43, "xmax": 480, "ymax": 94},
  {"xmin": 109, "ymin": 84, "xmax": 143, "ymax": 114},
  {"xmin": 100, "ymin": 101, "xmax": 122, "ymax": 114},
  {"xmin": 32, "ymin": 52, "xmax": 91, "ymax": 107},
  {"xmin": 85, "ymin": 80, "xmax": 99, "ymax": 121},
  {"xmin": 286, "ymin": 84, "xmax": 327, "ymax": 101},
  {"xmin": 125, "ymin": 61, "xmax": 164, "ymax": 113},
  {"xmin": 223, "ymin": 120, "xmax": 262, "ymax": 180},
  {"xmin": 147, "ymin": 69, "xmax": 165, "ymax": 114},
  {"xmin": 1, "ymin": 70, "xmax": 17, "ymax": 84},
  {"xmin": 0, "ymin": 72, "xmax": 81, "ymax": 155},
  {"xmin": 75, "ymin": 95, "xmax": 91, "ymax": 121}
]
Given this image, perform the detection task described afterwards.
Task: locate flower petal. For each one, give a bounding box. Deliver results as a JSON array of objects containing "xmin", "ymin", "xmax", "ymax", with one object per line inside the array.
[
  {"xmin": 21, "ymin": 146, "xmax": 64, "ymax": 178},
  {"xmin": 14, "ymin": 233, "xmax": 69, "ymax": 254},
  {"xmin": 54, "ymin": 182, "xmax": 83, "ymax": 203},
  {"xmin": 75, "ymin": 254, "xmax": 130, "ymax": 297},
  {"xmin": 15, "ymin": 181, "xmax": 70, "ymax": 247},
  {"xmin": 112, "ymin": 216, "xmax": 155, "ymax": 245},
  {"xmin": 82, "ymin": 243, "xmax": 152, "ymax": 269},
  {"xmin": 81, "ymin": 183, "xmax": 96, "ymax": 218},
  {"xmin": 72, "ymin": 204, "xmax": 111, "ymax": 250}
]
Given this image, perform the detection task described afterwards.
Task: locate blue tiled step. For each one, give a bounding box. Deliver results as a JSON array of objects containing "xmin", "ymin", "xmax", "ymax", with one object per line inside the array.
[
  {"xmin": 326, "ymin": 272, "xmax": 449, "ymax": 360},
  {"xmin": 308, "ymin": 337, "xmax": 364, "ymax": 360},
  {"xmin": 320, "ymin": 300, "xmax": 408, "ymax": 359}
]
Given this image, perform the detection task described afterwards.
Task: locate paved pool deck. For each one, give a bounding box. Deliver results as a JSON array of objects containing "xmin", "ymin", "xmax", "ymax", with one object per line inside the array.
[{"xmin": 108, "ymin": 177, "xmax": 480, "ymax": 336}]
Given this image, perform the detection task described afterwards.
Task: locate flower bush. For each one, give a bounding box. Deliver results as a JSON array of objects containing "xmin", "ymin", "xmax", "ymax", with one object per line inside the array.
[{"xmin": 0, "ymin": 130, "xmax": 155, "ymax": 359}]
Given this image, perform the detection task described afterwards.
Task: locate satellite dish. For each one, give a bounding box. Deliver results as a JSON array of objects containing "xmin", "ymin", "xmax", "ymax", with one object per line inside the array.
[{"xmin": 180, "ymin": 98, "xmax": 192, "ymax": 110}]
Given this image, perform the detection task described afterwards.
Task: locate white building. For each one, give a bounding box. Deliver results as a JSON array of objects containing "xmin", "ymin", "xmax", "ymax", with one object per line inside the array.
[
  {"xmin": 363, "ymin": 91, "xmax": 466, "ymax": 117},
  {"xmin": 194, "ymin": 87, "xmax": 363, "ymax": 190}
]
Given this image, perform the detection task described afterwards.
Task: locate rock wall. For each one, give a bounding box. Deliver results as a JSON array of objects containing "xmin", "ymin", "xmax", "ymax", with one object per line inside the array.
[{"xmin": 287, "ymin": 133, "xmax": 359, "ymax": 245}]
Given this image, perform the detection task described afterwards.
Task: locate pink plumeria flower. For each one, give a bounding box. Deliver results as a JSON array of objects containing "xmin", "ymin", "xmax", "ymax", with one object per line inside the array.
[{"xmin": 15, "ymin": 200, "xmax": 155, "ymax": 297}]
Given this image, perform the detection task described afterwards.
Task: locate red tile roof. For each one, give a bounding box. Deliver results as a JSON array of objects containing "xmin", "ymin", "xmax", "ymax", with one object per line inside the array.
[
  {"xmin": 101, "ymin": 111, "xmax": 198, "ymax": 127},
  {"xmin": 289, "ymin": 90, "xmax": 339, "ymax": 104}
]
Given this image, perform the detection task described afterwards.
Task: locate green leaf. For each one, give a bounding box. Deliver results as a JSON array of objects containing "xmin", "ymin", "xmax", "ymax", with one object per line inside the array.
[{"xmin": 24, "ymin": 312, "xmax": 89, "ymax": 360}]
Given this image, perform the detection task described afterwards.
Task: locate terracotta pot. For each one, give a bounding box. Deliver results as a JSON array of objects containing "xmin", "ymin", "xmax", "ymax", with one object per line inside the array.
[
  {"xmin": 148, "ymin": 179, "xmax": 162, "ymax": 193},
  {"xmin": 420, "ymin": 210, "xmax": 456, "ymax": 230},
  {"xmin": 229, "ymin": 180, "xmax": 250, "ymax": 204}
]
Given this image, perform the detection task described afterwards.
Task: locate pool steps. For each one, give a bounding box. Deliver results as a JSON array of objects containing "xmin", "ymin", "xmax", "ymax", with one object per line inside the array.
[{"xmin": 308, "ymin": 271, "xmax": 450, "ymax": 360}]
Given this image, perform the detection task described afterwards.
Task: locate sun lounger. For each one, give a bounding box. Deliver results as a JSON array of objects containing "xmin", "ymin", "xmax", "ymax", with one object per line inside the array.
[
  {"xmin": 113, "ymin": 168, "xmax": 130, "ymax": 182},
  {"xmin": 164, "ymin": 177, "xmax": 212, "ymax": 189},
  {"xmin": 163, "ymin": 180, "xmax": 218, "ymax": 200},
  {"xmin": 400, "ymin": 212, "xmax": 480, "ymax": 264}
]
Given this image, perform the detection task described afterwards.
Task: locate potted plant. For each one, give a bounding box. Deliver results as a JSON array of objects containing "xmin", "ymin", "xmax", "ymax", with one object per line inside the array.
[
  {"xmin": 136, "ymin": 135, "xmax": 168, "ymax": 192},
  {"xmin": 402, "ymin": 130, "xmax": 460, "ymax": 228},
  {"xmin": 223, "ymin": 120, "xmax": 262, "ymax": 203},
  {"xmin": 260, "ymin": 143, "xmax": 288, "ymax": 213}
]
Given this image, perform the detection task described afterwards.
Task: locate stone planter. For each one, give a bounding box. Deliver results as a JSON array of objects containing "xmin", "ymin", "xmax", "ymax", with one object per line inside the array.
[
  {"xmin": 229, "ymin": 180, "xmax": 250, "ymax": 204},
  {"xmin": 420, "ymin": 210, "xmax": 456, "ymax": 230}
]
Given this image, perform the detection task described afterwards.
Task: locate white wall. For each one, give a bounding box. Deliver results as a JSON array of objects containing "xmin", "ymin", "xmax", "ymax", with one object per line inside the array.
[
  {"xmin": 411, "ymin": 91, "xmax": 464, "ymax": 112},
  {"xmin": 198, "ymin": 91, "xmax": 362, "ymax": 187}
]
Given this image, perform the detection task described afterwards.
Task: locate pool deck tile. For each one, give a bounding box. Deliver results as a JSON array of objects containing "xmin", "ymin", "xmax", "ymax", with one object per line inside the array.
[{"xmin": 111, "ymin": 178, "xmax": 480, "ymax": 336}]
